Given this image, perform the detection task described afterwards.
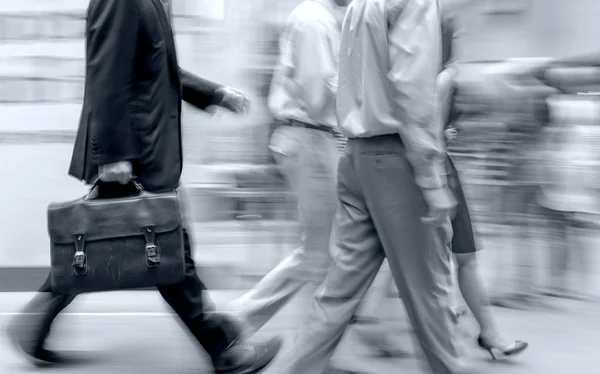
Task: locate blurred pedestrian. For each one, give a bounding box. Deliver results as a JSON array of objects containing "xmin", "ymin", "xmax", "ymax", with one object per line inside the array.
[
  {"xmin": 488, "ymin": 60, "xmax": 556, "ymax": 310},
  {"xmin": 281, "ymin": 0, "xmax": 466, "ymax": 373},
  {"xmin": 538, "ymin": 95, "xmax": 600, "ymax": 300},
  {"xmin": 226, "ymin": 0, "xmax": 349, "ymax": 336},
  {"xmin": 442, "ymin": 45, "xmax": 528, "ymax": 357},
  {"xmin": 530, "ymin": 52, "xmax": 600, "ymax": 302},
  {"xmin": 348, "ymin": 12, "xmax": 528, "ymax": 362},
  {"xmin": 7, "ymin": 1, "xmax": 281, "ymax": 372}
]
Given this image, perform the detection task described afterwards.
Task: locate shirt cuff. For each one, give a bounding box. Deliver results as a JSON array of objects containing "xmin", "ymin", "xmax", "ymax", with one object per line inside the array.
[{"xmin": 414, "ymin": 160, "xmax": 448, "ymax": 190}]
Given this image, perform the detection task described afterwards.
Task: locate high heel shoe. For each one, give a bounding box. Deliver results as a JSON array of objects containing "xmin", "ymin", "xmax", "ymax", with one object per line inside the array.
[{"xmin": 477, "ymin": 336, "xmax": 528, "ymax": 360}]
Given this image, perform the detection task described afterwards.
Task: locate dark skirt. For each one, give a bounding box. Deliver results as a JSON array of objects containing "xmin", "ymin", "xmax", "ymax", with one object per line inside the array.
[{"xmin": 446, "ymin": 156, "xmax": 478, "ymax": 254}]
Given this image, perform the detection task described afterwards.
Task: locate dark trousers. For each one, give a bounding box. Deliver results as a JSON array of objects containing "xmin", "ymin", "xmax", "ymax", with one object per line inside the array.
[{"xmin": 13, "ymin": 183, "xmax": 240, "ymax": 360}]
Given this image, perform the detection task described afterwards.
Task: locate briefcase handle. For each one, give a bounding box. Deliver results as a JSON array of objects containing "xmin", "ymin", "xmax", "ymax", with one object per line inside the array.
[{"xmin": 84, "ymin": 178, "xmax": 146, "ymax": 201}]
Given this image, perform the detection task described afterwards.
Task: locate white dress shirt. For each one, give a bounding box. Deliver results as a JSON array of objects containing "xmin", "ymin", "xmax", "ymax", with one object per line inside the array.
[
  {"xmin": 268, "ymin": 0, "xmax": 344, "ymax": 129},
  {"xmin": 337, "ymin": 0, "xmax": 446, "ymax": 189}
]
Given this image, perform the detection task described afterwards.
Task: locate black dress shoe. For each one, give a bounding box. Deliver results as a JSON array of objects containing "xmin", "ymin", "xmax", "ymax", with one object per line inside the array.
[
  {"xmin": 8, "ymin": 333, "xmax": 86, "ymax": 368},
  {"xmin": 19, "ymin": 346, "xmax": 88, "ymax": 368},
  {"xmin": 29, "ymin": 348, "xmax": 73, "ymax": 367},
  {"xmin": 10, "ymin": 338, "xmax": 78, "ymax": 368},
  {"xmin": 213, "ymin": 335, "xmax": 283, "ymax": 374}
]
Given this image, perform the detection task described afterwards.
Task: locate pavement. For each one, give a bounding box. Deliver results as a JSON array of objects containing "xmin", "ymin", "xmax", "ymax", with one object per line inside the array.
[
  {"xmin": 0, "ymin": 289, "xmax": 599, "ymax": 374},
  {"xmin": 2, "ymin": 101, "xmax": 600, "ymax": 372}
]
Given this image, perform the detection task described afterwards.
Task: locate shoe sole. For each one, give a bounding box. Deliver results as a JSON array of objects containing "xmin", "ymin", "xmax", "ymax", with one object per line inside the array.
[
  {"xmin": 216, "ymin": 339, "xmax": 283, "ymax": 374},
  {"xmin": 503, "ymin": 342, "xmax": 529, "ymax": 358}
]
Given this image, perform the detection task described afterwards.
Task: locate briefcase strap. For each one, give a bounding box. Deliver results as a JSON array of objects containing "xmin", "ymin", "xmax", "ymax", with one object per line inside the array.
[
  {"xmin": 71, "ymin": 225, "xmax": 161, "ymax": 277},
  {"xmin": 144, "ymin": 226, "xmax": 161, "ymax": 267}
]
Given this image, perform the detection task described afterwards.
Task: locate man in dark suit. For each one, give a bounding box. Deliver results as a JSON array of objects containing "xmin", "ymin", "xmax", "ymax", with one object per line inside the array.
[{"xmin": 8, "ymin": 1, "xmax": 281, "ymax": 373}]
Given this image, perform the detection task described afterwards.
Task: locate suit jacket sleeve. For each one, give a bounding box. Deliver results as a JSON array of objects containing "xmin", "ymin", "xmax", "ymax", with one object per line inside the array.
[
  {"xmin": 86, "ymin": 0, "xmax": 140, "ymax": 165},
  {"xmin": 180, "ymin": 68, "xmax": 225, "ymax": 110}
]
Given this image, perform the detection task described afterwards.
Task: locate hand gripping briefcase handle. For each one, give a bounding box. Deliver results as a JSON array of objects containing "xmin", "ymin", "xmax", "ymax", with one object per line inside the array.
[{"xmin": 84, "ymin": 177, "xmax": 146, "ymax": 200}]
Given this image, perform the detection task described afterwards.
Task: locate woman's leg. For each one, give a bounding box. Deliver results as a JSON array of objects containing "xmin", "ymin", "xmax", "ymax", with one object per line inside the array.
[
  {"xmin": 454, "ymin": 253, "xmax": 508, "ymax": 346},
  {"xmin": 447, "ymin": 155, "xmax": 507, "ymax": 345}
]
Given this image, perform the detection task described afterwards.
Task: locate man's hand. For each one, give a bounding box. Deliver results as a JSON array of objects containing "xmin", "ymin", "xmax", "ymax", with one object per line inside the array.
[
  {"xmin": 421, "ymin": 186, "xmax": 457, "ymax": 227},
  {"xmin": 216, "ymin": 87, "xmax": 251, "ymax": 114},
  {"xmin": 99, "ymin": 161, "xmax": 133, "ymax": 184}
]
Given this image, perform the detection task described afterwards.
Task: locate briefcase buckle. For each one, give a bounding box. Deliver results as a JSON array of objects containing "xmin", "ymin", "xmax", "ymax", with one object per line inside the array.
[
  {"xmin": 72, "ymin": 251, "xmax": 87, "ymax": 275},
  {"xmin": 72, "ymin": 235, "xmax": 88, "ymax": 276},
  {"xmin": 145, "ymin": 244, "xmax": 160, "ymax": 267}
]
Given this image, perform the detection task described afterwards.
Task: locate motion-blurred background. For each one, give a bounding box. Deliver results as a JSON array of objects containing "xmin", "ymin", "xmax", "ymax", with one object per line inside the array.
[
  {"xmin": 2, "ymin": 0, "xmax": 600, "ymax": 296},
  {"xmin": 1, "ymin": 1, "xmax": 600, "ymax": 372}
]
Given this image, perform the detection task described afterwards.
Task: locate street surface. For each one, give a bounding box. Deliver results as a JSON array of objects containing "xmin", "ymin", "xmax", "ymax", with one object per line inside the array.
[
  {"xmin": 1, "ymin": 107, "xmax": 600, "ymax": 373},
  {"xmin": 0, "ymin": 290, "xmax": 599, "ymax": 373}
]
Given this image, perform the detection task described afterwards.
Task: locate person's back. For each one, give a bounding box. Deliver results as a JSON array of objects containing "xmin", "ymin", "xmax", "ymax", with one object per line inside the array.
[
  {"xmin": 268, "ymin": 0, "xmax": 341, "ymax": 128},
  {"xmin": 338, "ymin": 0, "xmax": 441, "ymax": 139}
]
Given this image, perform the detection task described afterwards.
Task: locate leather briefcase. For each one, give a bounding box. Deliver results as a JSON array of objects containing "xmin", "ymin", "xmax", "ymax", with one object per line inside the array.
[{"xmin": 48, "ymin": 183, "xmax": 186, "ymax": 294}]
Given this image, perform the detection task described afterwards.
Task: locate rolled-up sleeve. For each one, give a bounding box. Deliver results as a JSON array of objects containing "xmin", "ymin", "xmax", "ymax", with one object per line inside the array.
[
  {"xmin": 293, "ymin": 18, "xmax": 338, "ymax": 119},
  {"xmin": 267, "ymin": 27, "xmax": 295, "ymax": 117},
  {"xmin": 387, "ymin": 0, "xmax": 446, "ymax": 189}
]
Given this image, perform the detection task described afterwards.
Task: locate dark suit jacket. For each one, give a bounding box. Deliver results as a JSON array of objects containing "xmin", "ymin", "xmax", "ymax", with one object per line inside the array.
[{"xmin": 69, "ymin": 0, "xmax": 225, "ymax": 192}]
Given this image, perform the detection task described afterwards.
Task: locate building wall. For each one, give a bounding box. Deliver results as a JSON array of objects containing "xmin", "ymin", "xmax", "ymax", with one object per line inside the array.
[
  {"xmin": 0, "ymin": 0, "xmax": 598, "ymax": 267},
  {"xmin": 457, "ymin": 0, "xmax": 600, "ymax": 61}
]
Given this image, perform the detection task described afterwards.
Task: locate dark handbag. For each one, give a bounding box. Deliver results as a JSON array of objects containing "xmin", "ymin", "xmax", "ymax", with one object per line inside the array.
[{"xmin": 48, "ymin": 181, "xmax": 186, "ymax": 294}]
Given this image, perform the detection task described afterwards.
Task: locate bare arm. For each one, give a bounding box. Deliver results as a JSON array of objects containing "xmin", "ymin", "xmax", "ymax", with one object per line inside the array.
[{"xmin": 436, "ymin": 66, "xmax": 459, "ymax": 132}]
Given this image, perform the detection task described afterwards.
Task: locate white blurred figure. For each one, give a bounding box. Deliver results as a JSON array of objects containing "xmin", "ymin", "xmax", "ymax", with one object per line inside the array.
[
  {"xmin": 532, "ymin": 54, "xmax": 600, "ymax": 301},
  {"xmin": 537, "ymin": 94, "xmax": 600, "ymax": 300},
  {"xmin": 226, "ymin": 0, "xmax": 350, "ymax": 337},
  {"xmin": 486, "ymin": 59, "xmax": 557, "ymax": 309}
]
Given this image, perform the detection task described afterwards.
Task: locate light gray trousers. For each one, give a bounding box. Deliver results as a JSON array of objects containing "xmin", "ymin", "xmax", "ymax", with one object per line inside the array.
[
  {"xmin": 234, "ymin": 126, "xmax": 340, "ymax": 333},
  {"xmin": 283, "ymin": 135, "xmax": 464, "ymax": 374}
]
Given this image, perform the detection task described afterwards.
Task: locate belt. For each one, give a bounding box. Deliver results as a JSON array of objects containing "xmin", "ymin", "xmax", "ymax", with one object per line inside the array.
[
  {"xmin": 283, "ymin": 119, "xmax": 335, "ymax": 135},
  {"xmin": 346, "ymin": 134, "xmax": 404, "ymax": 146}
]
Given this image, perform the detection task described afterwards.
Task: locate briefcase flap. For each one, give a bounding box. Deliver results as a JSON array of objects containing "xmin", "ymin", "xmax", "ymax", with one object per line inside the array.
[{"xmin": 48, "ymin": 192, "xmax": 181, "ymax": 244}]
